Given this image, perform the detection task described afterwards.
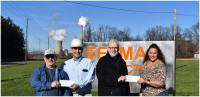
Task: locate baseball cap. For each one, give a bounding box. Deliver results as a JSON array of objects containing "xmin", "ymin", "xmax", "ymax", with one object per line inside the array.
[{"xmin": 44, "ymin": 49, "xmax": 56, "ymax": 56}]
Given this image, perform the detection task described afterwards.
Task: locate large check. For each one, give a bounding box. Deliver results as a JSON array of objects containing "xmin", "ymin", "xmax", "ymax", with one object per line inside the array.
[
  {"xmin": 125, "ymin": 75, "xmax": 140, "ymax": 82},
  {"xmin": 59, "ymin": 80, "xmax": 74, "ymax": 87}
]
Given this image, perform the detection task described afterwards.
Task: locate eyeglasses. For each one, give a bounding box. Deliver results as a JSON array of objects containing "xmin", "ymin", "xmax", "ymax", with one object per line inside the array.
[
  {"xmin": 108, "ymin": 47, "xmax": 118, "ymax": 50},
  {"xmin": 45, "ymin": 54, "xmax": 55, "ymax": 59}
]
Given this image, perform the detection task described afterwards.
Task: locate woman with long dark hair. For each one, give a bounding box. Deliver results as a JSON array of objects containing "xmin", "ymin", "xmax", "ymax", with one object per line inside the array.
[{"xmin": 137, "ymin": 43, "xmax": 169, "ymax": 96}]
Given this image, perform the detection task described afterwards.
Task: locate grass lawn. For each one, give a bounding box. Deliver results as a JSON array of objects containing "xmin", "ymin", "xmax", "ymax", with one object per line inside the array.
[
  {"xmin": 1, "ymin": 59, "xmax": 199, "ymax": 96},
  {"xmin": 175, "ymin": 59, "xmax": 199, "ymax": 96}
]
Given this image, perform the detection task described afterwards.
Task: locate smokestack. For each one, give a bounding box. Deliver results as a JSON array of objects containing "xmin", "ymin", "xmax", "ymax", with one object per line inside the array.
[
  {"xmin": 78, "ymin": 16, "xmax": 89, "ymax": 42},
  {"xmin": 55, "ymin": 41, "xmax": 64, "ymax": 56}
]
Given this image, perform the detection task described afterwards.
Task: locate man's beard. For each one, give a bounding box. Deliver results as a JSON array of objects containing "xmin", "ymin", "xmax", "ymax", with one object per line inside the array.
[{"xmin": 109, "ymin": 52, "xmax": 118, "ymax": 58}]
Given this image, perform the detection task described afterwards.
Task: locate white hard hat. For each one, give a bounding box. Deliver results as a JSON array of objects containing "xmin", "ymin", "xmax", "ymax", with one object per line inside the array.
[{"xmin": 71, "ymin": 38, "xmax": 83, "ymax": 47}]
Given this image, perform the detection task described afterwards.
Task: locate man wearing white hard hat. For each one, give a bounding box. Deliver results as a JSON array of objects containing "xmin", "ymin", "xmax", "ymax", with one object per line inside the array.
[
  {"xmin": 30, "ymin": 49, "xmax": 72, "ymax": 96},
  {"xmin": 61, "ymin": 38, "xmax": 95, "ymax": 96}
]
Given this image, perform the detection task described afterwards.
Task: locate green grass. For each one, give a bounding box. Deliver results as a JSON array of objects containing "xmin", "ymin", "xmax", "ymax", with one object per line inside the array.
[
  {"xmin": 1, "ymin": 59, "xmax": 199, "ymax": 96},
  {"xmin": 175, "ymin": 59, "xmax": 199, "ymax": 96},
  {"xmin": 1, "ymin": 59, "xmax": 67, "ymax": 96}
]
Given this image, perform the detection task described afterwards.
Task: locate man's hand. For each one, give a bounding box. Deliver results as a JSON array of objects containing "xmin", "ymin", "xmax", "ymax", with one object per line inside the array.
[
  {"xmin": 69, "ymin": 83, "xmax": 80, "ymax": 90},
  {"xmin": 118, "ymin": 76, "xmax": 126, "ymax": 82},
  {"xmin": 51, "ymin": 81, "xmax": 60, "ymax": 88}
]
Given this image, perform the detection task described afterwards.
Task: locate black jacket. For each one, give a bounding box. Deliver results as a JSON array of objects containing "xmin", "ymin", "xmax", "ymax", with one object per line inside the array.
[{"xmin": 96, "ymin": 53, "xmax": 130, "ymax": 96}]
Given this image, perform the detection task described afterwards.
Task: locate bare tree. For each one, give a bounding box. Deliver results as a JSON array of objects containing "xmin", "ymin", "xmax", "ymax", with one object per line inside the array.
[
  {"xmin": 85, "ymin": 24, "xmax": 93, "ymax": 42},
  {"xmin": 174, "ymin": 25, "xmax": 183, "ymax": 56},
  {"xmin": 191, "ymin": 21, "xmax": 199, "ymax": 49},
  {"xmin": 144, "ymin": 25, "xmax": 174, "ymax": 41},
  {"xmin": 134, "ymin": 34, "xmax": 143, "ymax": 41},
  {"xmin": 123, "ymin": 27, "xmax": 134, "ymax": 41},
  {"xmin": 91, "ymin": 25, "xmax": 134, "ymax": 42},
  {"xmin": 108, "ymin": 26, "xmax": 118, "ymax": 40},
  {"xmin": 86, "ymin": 22, "xmax": 198, "ymax": 58},
  {"xmin": 144, "ymin": 27, "xmax": 157, "ymax": 41},
  {"xmin": 181, "ymin": 28, "xmax": 194, "ymax": 56}
]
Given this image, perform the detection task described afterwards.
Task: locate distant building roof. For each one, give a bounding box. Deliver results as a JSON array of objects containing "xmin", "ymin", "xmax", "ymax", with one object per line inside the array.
[{"xmin": 195, "ymin": 50, "xmax": 199, "ymax": 54}]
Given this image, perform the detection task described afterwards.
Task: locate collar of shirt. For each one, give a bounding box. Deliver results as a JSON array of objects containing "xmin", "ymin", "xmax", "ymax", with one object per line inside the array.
[
  {"xmin": 114, "ymin": 54, "xmax": 122, "ymax": 62},
  {"xmin": 73, "ymin": 56, "xmax": 83, "ymax": 63}
]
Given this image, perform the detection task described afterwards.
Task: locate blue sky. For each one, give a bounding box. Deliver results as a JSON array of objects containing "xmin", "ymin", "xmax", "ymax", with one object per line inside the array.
[{"xmin": 1, "ymin": 1, "xmax": 199, "ymax": 53}]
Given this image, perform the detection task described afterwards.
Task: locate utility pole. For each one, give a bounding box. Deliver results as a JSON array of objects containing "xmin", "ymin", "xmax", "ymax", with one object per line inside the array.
[
  {"xmin": 23, "ymin": 18, "xmax": 32, "ymax": 64},
  {"xmin": 173, "ymin": 8, "xmax": 176, "ymax": 96},
  {"xmin": 83, "ymin": 26, "xmax": 85, "ymax": 42},
  {"xmin": 174, "ymin": 8, "xmax": 176, "ymax": 41},
  {"xmin": 38, "ymin": 38, "xmax": 41, "ymax": 59},
  {"xmin": 39, "ymin": 38, "xmax": 40, "ymax": 54},
  {"xmin": 48, "ymin": 37, "xmax": 49, "ymax": 49}
]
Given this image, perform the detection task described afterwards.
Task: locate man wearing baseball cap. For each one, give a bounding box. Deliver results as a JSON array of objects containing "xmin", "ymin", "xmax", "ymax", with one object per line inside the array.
[
  {"xmin": 30, "ymin": 49, "xmax": 72, "ymax": 96},
  {"xmin": 61, "ymin": 38, "xmax": 95, "ymax": 96}
]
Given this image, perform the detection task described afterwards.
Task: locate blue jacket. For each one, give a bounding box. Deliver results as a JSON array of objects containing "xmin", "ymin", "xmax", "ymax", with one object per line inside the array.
[{"xmin": 30, "ymin": 64, "xmax": 72, "ymax": 96}]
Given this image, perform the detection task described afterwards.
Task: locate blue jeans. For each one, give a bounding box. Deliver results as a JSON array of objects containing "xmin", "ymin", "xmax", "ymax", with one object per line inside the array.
[{"xmin": 156, "ymin": 90, "xmax": 169, "ymax": 96}]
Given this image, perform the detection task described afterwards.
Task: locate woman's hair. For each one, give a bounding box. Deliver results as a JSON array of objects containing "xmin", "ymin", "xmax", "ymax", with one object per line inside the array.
[{"xmin": 143, "ymin": 43, "xmax": 166, "ymax": 64}]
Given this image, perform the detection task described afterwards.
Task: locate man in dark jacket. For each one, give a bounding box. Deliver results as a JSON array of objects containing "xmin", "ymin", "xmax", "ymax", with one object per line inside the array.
[
  {"xmin": 96, "ymin": 39, "xmax": 130, "ymax": 96},
  {"xmin": 30, "ymin": 49, "xmax": 72, "ymax": 96}
]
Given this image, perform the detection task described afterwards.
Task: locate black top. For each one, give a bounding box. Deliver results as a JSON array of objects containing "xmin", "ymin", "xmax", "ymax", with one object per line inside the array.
[{"xmin": 96, "ymin": 53, "xmax": 130, "ymax": 96}]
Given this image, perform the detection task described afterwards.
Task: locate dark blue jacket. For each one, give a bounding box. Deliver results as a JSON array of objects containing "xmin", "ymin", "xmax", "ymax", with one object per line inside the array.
[{"xmin": 30, "ymin": 64, "xmax": 72, "ymax": 96}]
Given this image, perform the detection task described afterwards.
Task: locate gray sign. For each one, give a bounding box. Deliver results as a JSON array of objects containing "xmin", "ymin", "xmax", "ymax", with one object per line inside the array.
[{"xmin": 82, "ymin": 41, "xmax": 175, "ymax": 93}]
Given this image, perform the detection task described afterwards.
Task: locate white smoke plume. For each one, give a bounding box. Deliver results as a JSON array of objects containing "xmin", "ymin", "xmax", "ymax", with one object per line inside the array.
[
  {"xmin": 78, "ymin": 16, "xmax": 89, "ymax": 27},
  {"xmin": 49, "ymin": 29, "xmax": 67, "ymax": 41},
  {"xmin": 52, "ymin": 13, "xmax": 61, "ymax": 18},
  {"xmin": 49, "ymin": 13, "xmax": 67, "ymax": 41}
]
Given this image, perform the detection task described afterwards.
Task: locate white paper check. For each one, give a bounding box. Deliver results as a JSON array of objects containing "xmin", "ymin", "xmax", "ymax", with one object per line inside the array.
[
  {"xmin": 59, "ymin": 80, "xmax": 74, "ymax": 87},
  {"xmin": 125, "ymin": 76, "xmax": 140, "ymax": 82}
]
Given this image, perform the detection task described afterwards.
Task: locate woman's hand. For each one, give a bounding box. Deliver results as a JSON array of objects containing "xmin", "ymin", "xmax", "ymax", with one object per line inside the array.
[
  {"xmin": 137, "ymin": 78, "xmax": 147, "ymax": 84},
  {"xmin": 139, "ymin": 93, "xmax": 143, "ymax": 96}
]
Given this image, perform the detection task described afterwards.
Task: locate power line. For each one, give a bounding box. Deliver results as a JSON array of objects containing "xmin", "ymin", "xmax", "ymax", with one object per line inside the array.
[
  {"xmin": 2, "ymin": 12, "xmax": 46, "ymax": 41},
  {"xmin": 66, "ymin": 1, "xmax": 173, "ymax": 14},
  {"xmin": 177, "ymin": 14, "xmax": 199, "ymax": 17},
  {"xmin": 1, "ymin": 12, "xmax": 41, "ymax": 42},
  {"xmin": 5, "ymin": 1, "xmax": 28, "ymax": 18},
  {"xmin": 11, "ymin": 1, "xmax": 31, "ymax": 18},
  {"xmin": 66, "ymin": 1, "xmax": 199, "ymax": 17},
  {"xmin": 2, "ymin": 2, "xmax": 56, "ymax": 51},
  {"xmin": 2, "ymin": 2, "xmax": 45, "ymax": 37},
  {"xmin": 1, "ymin": 12, "xmax": 9, "ymax": 18},
  {"xmin": 32, "ymin": 20, "xmax": 49, "ymax": 35},
  {"xmin": 6, "ymin": 1, "xmax": 49, "ymax": 37},
  {"xmin": 28, "ymin": 31, "xmax": 48, "ymax": 48},
  {"xmin": 28, "ymin": 30, "xmax": 41, "ymax": 39},
  {"xmin": 1, "ymin": 12, "xmax": 25, "ymax": 28},
  {"xmin": 3, "ymin": 2, "xmax": 49, "ymax": 43},
  {"xmin": 28, "ymin": 23, "xmax": 47, "ymax": 37},
  {"xmin": 1, "ymin": 4, "xmax": 23, "ymax": 18},
  {"xmin": 1, "ymin": 12, "xmax": 41, "ymax": 40}
]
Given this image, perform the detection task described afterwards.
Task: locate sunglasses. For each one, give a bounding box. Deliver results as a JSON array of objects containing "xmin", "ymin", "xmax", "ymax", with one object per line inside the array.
[{"xmin": 45, "ymin": 54, "xmax": 55, "ymax": 59}]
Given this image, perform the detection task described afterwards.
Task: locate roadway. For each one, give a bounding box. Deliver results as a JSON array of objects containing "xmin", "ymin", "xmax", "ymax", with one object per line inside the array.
[{"xmin": 1, "ymin": 59, "xmax": 43, "ymax": 67}]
